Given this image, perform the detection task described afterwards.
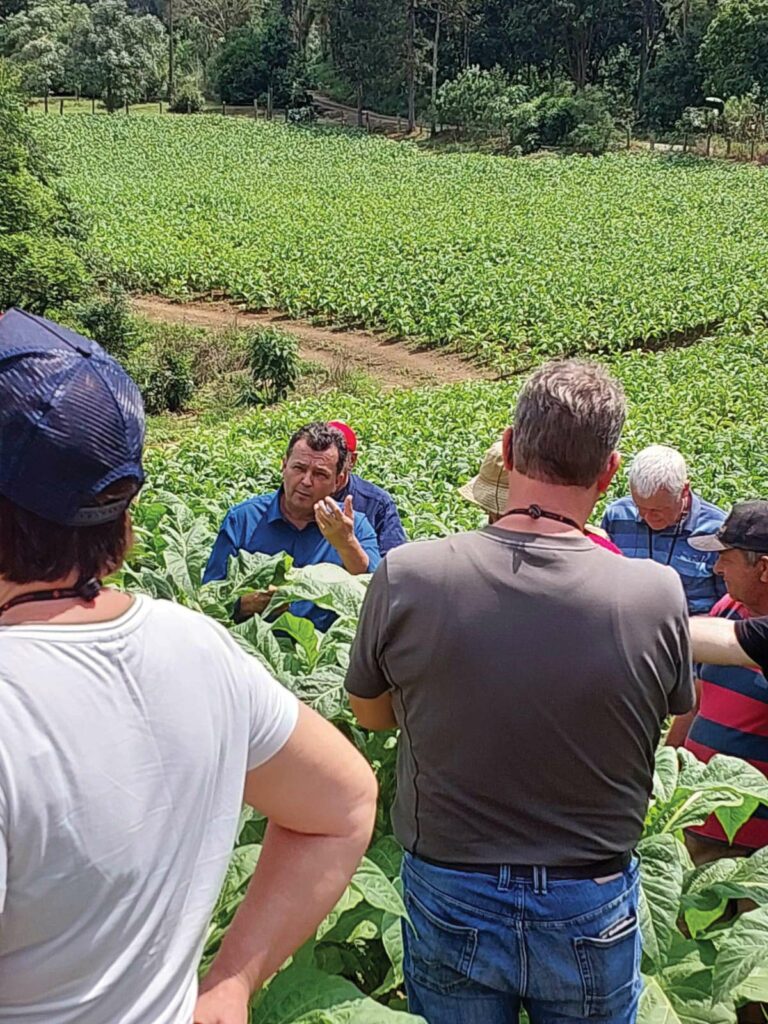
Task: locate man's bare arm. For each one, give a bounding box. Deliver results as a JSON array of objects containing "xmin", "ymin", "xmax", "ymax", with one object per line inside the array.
[
  {"xmin": 690, "ymin": 616, "xmax": 758, "ymax": 668},
  {"xmin": 349, "ymin": 692, "xmax": 397, "ymax": 731}
]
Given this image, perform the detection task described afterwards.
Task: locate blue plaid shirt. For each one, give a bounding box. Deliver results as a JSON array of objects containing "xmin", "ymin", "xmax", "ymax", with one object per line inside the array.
[{"xmin": 601, "ymin": 492, "xmax": 727, "ymax": 614}]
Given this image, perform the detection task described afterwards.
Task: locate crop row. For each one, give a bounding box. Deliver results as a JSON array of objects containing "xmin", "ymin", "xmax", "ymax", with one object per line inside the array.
[{"xmin": 37, "ymin": 116, "xmax": 768, "ymax": 368}]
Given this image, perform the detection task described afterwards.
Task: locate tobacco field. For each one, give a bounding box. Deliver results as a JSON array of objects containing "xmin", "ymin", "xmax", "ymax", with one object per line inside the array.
[
  {"xmin": 118, "ymin": 329, "xmax": 768, "ymax": 1024},
  {"xmin": 35, "ymin": 115, "xmax": 768, "ymax": 369}
]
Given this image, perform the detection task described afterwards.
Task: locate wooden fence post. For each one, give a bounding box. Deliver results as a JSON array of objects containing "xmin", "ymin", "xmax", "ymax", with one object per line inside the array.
[
  {"xmin": 222, "ymin": 102, "xmax": 226, "ymax": 116},
  {"xmin": 124, "ymin": 99, "xmax": 129, "ymax": 116},
  {"xmin": 44, "ymin": 93, "xmax": 49, "ymax": 114},
  {"xmin": 91, "ymin": 96, "xmax": 96, "ymax": 114},
  {"xmin": 159, "ymin": 99, "xmax": 163, "ymax": 114},
  {"xmin": 267, "ymin": 85, "xmax": 273, "ymax": 120},
  {"xmin": 60, "ymin": 97, "xmax": 64, "ymax": 115},
  {"xmin": 253, "ymin": 98, "xmax": 258, "ymax": 118}
]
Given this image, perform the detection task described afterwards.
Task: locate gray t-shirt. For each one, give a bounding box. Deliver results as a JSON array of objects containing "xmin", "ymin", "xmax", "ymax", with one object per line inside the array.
[{"xmin": 345, "ymin": 527, "xmax": 694, "ymax": 867}]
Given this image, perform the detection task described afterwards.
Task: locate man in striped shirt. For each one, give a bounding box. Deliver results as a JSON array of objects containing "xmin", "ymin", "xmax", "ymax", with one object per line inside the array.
[
  {"xmin": 601, "ymin": 445, "xmax": 726, "ymax": 614},
  {"xmin": 668, "ymin": 500, "xmax": 768, "ymax": 859}
]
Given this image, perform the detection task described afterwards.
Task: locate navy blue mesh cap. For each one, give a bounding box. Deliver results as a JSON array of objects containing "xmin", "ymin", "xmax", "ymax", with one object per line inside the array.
[{"xmin": 0, "ymin": 308, "xmax": 145, "ymax": 526}]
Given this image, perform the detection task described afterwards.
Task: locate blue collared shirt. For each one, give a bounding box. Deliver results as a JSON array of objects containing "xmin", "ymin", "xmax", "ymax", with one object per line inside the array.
[
  {"xmin": 335, "ymin": 473, "xmax": 407, "ymax": 556},
  {"xmin": 601, "ymin": 491, "xmax": 727, "ymax": 614},
  {"xmin": 203, "ymin": 489, "xmax": 381, "ymax": 631}
]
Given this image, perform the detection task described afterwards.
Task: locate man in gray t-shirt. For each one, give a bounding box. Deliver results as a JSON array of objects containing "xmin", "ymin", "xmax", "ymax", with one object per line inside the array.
[{"xmin": 345, "ymin": 359, "xmax": 693, "ymax": 1024}]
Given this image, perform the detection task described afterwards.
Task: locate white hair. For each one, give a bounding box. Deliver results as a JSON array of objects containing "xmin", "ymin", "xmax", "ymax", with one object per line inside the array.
[{"xmin": 629, "ymin": 445, "xmax": 688, "ymax": 499}]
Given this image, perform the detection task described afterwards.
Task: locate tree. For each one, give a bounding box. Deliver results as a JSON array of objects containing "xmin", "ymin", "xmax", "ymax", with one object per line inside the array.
[
  {"xmin": 699, "ymin": 0, "xmax": 768, "ymax": 98},
  {"xmin": 214, "ymin": 4, "xmax": 298, "ymax": 105},
  {"xmin": 69, "ymin": 0, "xmax": 167, "ymax": 110},
  {"xmin": 176, "ymin": 0, "xmax": 256, "ymax": 40},
  {"xmin": 330, "ymin": 0, "xmax": 404, "ymax": 125},
  {"xmin": 1, "ymin": 0, "xmax": 87, "ymax": 103}
]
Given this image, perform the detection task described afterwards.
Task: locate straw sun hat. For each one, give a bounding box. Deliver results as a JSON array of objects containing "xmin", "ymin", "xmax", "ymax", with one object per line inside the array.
[{"xmin": 458, "ymin": 440, "xmax": 509, "ymax": 517}]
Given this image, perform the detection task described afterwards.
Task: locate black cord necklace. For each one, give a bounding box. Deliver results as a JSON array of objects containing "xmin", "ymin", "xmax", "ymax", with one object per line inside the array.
[
  {"xmin": 496, "ymin": 504, "xmax": 584, "ymax": 533},
  {"xmin": 0, "ymin": 578, "xmax": 102, "ymax": 619}
]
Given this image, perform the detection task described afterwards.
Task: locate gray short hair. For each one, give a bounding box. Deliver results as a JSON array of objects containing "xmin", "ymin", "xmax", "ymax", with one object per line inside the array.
[
  {"xmin": 743, "ymin": 549, "xmax": 768, "ymax": 566},
  {"xmin": 513, "ymin": 360, "xmax": 626, "ymax": 487},
  {"xmin": 628, "ymin": 445, "xmax": 687, "ymax": 499}
]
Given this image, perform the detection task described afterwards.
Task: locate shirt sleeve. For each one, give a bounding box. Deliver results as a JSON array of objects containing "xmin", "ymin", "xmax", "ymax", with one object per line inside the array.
[
  {"xmin": 203, "ymin": 511, "xmax": 240, "ymax": 584},
  {"xmin": 354, "ymin": 513, "xmax": 382, "ymax": 573},
  {"xmin": 736, "ymin": 617, "xmax": 768, "ymax": 677},
  {"xmin": 345, "ymin": 560, "xmax": 392, "ymax": 698},
  {"xmin": 376, "ymin": 495, "xmax": 408, "ymax": 556},
  {"xmin": 215, "ymin": 621, "xmax": 300, "ymax": 770},
  {"xmin": 668, "ymin": 585, "xmax": 696, "ymax": 716}
]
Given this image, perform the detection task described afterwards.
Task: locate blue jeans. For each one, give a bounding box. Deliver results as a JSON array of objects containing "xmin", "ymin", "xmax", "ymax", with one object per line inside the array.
[{"xmin": 402, "ymin": 853, "xmax": 641, "ymax": 1024}]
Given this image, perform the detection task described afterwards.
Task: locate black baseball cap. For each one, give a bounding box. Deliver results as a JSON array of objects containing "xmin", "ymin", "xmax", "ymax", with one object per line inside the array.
[
  {"xmin": 0, "ymin": 308, "xmax": 145, "ymax": 526},
  {"xmin": 689, "ymin": 500, "xmax": 768, "ymax": 553}
]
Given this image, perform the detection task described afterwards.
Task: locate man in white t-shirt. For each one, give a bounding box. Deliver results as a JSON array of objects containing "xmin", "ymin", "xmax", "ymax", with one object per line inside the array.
[{"xmin": 0, "ymin": 308, "xmax": 377, "ymax": 1024}]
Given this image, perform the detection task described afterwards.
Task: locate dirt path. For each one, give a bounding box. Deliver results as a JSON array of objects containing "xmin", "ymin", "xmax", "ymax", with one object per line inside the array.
[{"xmin": 133, "ymin": 296, "xmax": 493, "ymax": 389}]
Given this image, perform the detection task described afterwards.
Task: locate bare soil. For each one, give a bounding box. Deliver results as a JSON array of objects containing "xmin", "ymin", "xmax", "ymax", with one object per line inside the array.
[{"xmin": 132, "ymin": 295, "xmax": 493, "ymax": 390}]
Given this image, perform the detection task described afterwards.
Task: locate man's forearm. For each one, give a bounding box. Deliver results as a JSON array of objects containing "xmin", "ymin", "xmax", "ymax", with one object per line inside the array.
[
  {"xmin": 199, "ymin": 820, "xmax": 370, "ymax": 997},
  {"xmin": 690, "ymin": 615, "xmax": 757, "ymax": 668},
  {"xmin": 334, "ymin": 537, "xmax": 369, "ymax": 575}
]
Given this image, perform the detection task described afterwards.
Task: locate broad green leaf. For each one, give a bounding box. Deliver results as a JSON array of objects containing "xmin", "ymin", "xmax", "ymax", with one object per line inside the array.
[
  {"xmin": 638, "ymin": 834, "xmax": 687, "ymax": 968},
  {"xmin": 653, "ymin": 747, "xmax": 681, "ymax": 805},
  {"xmin": 350, "ymin": 857, "xmax": 407, "ymax": 918},
  {"xmin": 271, "ymin": 612, "xmax": 320, "ymax": 669},
  {"xmin": 713, "ymin": 905, "xmax": 768, "ymax": 1003},
  {"xmin": 254, "ymin": 966, "xmax": 424, "ymax": 1024}
]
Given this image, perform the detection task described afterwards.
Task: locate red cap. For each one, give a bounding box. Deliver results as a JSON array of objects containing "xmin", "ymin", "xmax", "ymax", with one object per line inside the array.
[{"xmin": 328, "ymin": 420, "xmax": 357, "ymax": 453}]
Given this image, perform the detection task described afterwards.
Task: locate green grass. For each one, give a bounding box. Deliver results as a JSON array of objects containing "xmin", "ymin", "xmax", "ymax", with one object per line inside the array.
[{"xmin": 36, "ymin": 114, "xmax": 768, "ymax": 370}]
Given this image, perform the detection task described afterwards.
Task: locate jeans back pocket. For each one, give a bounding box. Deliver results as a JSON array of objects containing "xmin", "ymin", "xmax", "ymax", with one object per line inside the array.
[
  {"xmin": 404, "ymin": 888, "xmax": 478, "ymax": 995},
  {"xmin": 574, "ymin": 913, "xmax": 641, "ymax": 1018}
]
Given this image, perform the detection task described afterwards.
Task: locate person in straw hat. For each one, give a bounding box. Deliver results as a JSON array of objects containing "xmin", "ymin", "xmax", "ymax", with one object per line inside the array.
[{"xmin": 460, "ymin": 438, "xmax": 623, "ymax": 552}]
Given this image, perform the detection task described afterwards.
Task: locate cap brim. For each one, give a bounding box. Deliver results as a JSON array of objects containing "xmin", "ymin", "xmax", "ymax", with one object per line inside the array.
[{"xmin": 688, "ymin": 534, "xmax": 728, "ymax": 552}]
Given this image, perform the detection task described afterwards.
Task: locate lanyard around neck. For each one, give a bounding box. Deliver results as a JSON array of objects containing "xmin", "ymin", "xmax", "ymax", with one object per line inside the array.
[{"xmin": 496, "ymin": 504, "xmax": 584, "ymax": 533}]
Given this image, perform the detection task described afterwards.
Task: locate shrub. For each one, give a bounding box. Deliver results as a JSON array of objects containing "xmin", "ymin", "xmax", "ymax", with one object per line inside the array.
[
  {"xmin": 0, "ymin": 59, "xmax": 89, "ymax": 314},
  {"xmin": 64, "ymin": 287, "xmax": 139, "ymax": 362},
  {"xmin": 128, "ymin": 336, "xmax": 195, "ymax": 414},
  {"xmin": 0, "ymin": 233, "xmax": 89, "ymax": 314},
  {"xmin": 434, "ymin": 66, "xmax": 528, "ymax": 137},
  {"xmin": 508, "ymin": 88, "xmax": 619, "ymax": 156},
  {"xmin": 169, "ymin": 78, "xmax": 206, "ymax": 114},
  {"xmin": 241, "ymin": 326, "xmax": 299, "ymax": 404}
]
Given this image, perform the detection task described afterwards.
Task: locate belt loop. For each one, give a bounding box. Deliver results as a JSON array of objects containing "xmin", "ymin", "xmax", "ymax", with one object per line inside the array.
[
  {"xmin": 498, "ymin": 864, "xmax": 511, "ymax": 891},
  {"xmin": 541, "ymin": 865, "xmax": 548, "ymax": 895},
  {"xmin": 532, "ymin": 865, "xmax": 539, "ymax": 895}
]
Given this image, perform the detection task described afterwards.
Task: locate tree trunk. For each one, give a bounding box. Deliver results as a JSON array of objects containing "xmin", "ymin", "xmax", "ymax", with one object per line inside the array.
[
  {"xmin": 430, "ymin": 6, "xmax": 441, "ymax": 136},
  {"xmin": 167, "ymin": 0, "xmax": 175, "ymax": 104},
  {"xmin": 463, "ymin": 14, "xmax": 470, "ymax": 68},
  {"xmin": 267, "ymin": 84, "xmax": 273, "ymax": 120},
  {"xmin": 356, "ymin": 80, "xmax": 363, "ymax": 128},
  {"xmin": 637, "ymin": 0, "xmax": 651, "ymax": 115},
  {"xmin": 406, "ymin": 0, "xmax": 416, "ymax": 132}
]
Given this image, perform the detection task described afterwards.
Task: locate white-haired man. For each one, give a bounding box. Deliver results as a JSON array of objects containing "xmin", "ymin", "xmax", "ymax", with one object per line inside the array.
[{"xmin": 602, "ymin": 444, "xmax": 726, "ymax": 614}]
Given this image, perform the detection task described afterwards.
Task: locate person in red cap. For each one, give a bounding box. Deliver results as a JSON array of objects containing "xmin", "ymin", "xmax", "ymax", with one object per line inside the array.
[{"xmin": 328, "ymin": 421, "xmax": 407, "ymax": 556}]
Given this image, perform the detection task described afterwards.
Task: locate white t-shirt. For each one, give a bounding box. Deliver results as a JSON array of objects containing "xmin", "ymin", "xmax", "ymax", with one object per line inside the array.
[{"xmin": 0, "ymin": 594, "xmax": 299, "ymax": 1024}]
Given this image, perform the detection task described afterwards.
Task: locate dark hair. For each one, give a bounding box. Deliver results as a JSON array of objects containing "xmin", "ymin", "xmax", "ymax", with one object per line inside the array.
[
  {"xmin": 0, "ymin": 479, "xmax": 138, "ymax": 585},
  {"xmin": 286, "ymin": 422, "xmax": 348, "ymax": 475}
]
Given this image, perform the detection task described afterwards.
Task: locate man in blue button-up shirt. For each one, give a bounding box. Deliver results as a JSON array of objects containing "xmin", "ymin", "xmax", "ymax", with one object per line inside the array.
[
  {"xmin": 602, "ymin": 444, "xmax": 726, "ymax": 614},
  {"xmin": 203, "ymin": 422, "xmax": 381, "ymax": 631}
]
